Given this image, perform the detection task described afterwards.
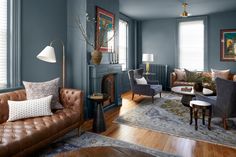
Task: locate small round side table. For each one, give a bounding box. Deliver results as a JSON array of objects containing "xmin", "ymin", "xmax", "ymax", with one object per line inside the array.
[
  {"xmin": 88, "ymin": 93, "xmax": 110, "ymax": 133},
  {"xmin": 190, "ymin": 100, "xmax": 212, "ymax": 130}
]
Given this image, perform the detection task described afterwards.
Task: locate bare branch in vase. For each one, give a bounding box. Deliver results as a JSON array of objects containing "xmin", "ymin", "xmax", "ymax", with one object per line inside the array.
[{"xmin": 75, "ymin": 16, "xmax": 95, "ymax": 49}]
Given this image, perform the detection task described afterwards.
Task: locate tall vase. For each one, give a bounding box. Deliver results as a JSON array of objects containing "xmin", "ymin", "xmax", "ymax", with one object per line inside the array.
[
  {"xmin": 91, "ymin": 50, "xmax": 102, "ymax": 65},
  {"xmin": 194, "ymin": 82, "xmax": 203, "ymax": 92}
]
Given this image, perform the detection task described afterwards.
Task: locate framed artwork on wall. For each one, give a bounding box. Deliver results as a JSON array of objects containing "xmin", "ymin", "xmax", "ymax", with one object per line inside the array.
[
  {"xmin": 220, "ymin": 29, "xmax": 236, "ymax": 61},
  {"xmin": 96, "ymin": 7, "xmax": 115, "ymax": 52}
]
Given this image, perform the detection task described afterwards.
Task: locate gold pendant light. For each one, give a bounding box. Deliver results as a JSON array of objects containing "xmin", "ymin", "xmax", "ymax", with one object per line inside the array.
[{"xmin": 181, "ymin": 2, "xmax": 189, "ymax": 17}]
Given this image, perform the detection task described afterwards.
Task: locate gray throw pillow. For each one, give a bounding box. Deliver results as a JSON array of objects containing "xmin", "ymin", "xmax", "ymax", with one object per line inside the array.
[{"xmin": 23, "ymin": 78, "xmax": 63, "ymax": 110}]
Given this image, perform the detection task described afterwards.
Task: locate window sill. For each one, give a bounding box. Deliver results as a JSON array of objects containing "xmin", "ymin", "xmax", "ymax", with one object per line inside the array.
[{"xmin": 0, "ymin": 86, "xmax": 23, "ymax": 93}]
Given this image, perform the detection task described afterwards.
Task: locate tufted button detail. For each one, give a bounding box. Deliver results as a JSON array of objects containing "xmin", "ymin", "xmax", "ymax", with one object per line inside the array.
[{"xmin": 0, "ymin": 88, "xmax": 83, "ymax": 156}]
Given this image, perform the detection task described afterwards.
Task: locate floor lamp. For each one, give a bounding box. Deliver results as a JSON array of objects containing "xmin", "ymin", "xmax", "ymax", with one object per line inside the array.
[
  {"xmin": 142, "ymin": 53, "xmax": 154, "ymax": 74},
  {"xmin": 37, "ymin": 39, "xmax": 66, "ymax": 88}
]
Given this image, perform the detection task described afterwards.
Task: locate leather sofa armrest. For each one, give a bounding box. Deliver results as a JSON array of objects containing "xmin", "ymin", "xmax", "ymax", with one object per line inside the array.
[
  {"xmin": 170, "ymin": 72, "xmax": 177, "ymax": 87},
  {"xmin": 233, "ymin": 75, "xmax": 236, "ymax": 81},
  {"xmin": 59, "ymin": 88, "xmax": 84, "ymax": 121}
]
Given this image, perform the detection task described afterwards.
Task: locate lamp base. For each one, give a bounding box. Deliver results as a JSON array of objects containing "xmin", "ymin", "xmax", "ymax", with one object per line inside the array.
[{"xmin": 146, "ymin": 63, "xmax": 150, "ymax": 74}]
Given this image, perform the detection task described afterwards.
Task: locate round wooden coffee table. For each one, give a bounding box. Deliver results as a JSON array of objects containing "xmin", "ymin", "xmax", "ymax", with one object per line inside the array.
[
  {"xmin": 55, "ymin": 146, "xmax": 155, "ymax": 157},
  {"xmin": 171, "ymin": 86, "xmax": 213, "ymax": 107}
]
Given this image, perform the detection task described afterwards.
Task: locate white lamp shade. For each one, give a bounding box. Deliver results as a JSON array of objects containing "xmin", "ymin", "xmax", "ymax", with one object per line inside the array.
[
  {"xmin": 37, "ymin": 46, "xmax": 56, "ymax": 63},
  {"xmin": 142, "ymin": 53, "xmax": 154, "ymax": 62}
]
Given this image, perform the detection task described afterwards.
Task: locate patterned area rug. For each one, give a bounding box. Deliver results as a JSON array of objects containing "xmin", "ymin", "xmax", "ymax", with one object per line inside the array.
[
  {"xmin": 115, "ymin": 92, "xmax": 236, "ymax": 148},
  {"xmin": 38, "ymin": 130, "xmax": 179, "ymax": 157}
]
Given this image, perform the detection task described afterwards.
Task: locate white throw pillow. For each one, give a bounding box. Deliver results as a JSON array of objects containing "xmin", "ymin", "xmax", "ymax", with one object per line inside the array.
[
  {"xmin": 211, "ymin": 69, "xmax": 230, "ymax": 81},
  {"xmin": 7, "ymin": 95, "xmax": 53, "ymax": 122},
  {"xmin": 135, "ymin": 77, "xmax": 147, "ymax": 85}
]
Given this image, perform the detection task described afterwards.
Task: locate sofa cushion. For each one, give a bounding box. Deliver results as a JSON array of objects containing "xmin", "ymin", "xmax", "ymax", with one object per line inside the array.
[
  {"xmin": 173, "ymin": 81, "xmax": 195, "ymax": 87},
  {"xmin": 0, "ymin": 108, "xmax": 79, "ymax": 156},
  {"xmin": 174, "ymin": 68, "xmax": 186, "ymax": 81},
  {"xmin": 7, "ymin": 95, "xmax": 53, "ymax": 122},
  {"xmin": 211, "ymin": 69, "xmax": 230, "ymax": 81},
  {"xmin": 150, "ymin": 85, "xmax": 162, "ymax": 93},
  {"xmin": 23, "ymin": 78, "xmax": 63, "ymax": 110}
]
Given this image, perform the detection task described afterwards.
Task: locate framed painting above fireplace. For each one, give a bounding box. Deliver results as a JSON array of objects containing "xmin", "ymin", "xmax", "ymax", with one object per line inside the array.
[
  {"xmin": 220, "ymin": 29, "xmax": 236, "ymax": 61},
  {"xmin": 96, "ymin": 7, "xmax": 115, "ymax": 53}
]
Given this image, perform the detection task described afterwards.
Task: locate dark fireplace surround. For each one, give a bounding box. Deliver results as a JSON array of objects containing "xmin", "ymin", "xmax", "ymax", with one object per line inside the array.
[{"xmin": 88, "ymin": 64, "xmax": 122, "ymax": 118}]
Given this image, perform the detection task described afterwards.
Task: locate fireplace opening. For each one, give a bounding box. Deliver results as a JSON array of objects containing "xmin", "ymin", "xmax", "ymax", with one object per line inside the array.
[{"xmin": 101, "ymin": 74, "xmax": 115, "ymax": 108}]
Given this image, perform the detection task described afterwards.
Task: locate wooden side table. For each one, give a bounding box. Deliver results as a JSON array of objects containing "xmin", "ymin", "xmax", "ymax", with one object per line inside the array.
[
  {"xmin": 190, "ymin": 100, "xmax": 212, "ymax": 130},
  {"xmin": 88, "ymin": 93, "xmax": 110, "ymax": 133}
]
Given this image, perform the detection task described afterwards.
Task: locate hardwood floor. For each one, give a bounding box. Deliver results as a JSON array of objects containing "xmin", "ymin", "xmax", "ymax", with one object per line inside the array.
[{"xmin": 82, "ymin": 92, "xmax": 236, "ymax": 157}]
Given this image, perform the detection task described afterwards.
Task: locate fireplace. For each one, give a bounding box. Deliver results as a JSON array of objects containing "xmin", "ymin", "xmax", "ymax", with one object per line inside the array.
[
  {"xmin": 88, "ymin": 64, "xmax": 122, "ymax": 118},
  {"xmin": 102, "ymin": 74, "xmax": 115, "ymax": 108}
]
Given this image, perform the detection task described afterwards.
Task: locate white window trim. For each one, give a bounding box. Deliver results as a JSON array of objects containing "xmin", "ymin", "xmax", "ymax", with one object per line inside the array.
[
  {"xmin": 8, "ymin": 0, "xmax": 21, "ymax": 88},
  {"xmin": 176, "ymin": 16, "xmax": 208, "ymax": 71}
]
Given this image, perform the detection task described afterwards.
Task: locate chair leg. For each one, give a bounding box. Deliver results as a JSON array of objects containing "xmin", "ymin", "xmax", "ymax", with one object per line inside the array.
[
  {"xmin": 78, "ymin": 126, "xmax": 82, "ymax": 136},
  {"xmin": 152, "ymin": 96, "xmax": 154, "ymax": 103},
  {"xmin": 132, "ymin": 92, "xmax": 134, "ymax": 100},
  {"xmin": 222, "ymin": 117, "xmax": 228, "ymax": 130},
  {"xmin": 160, "ymin": 92, "xmax": 161, "ymax": 98}
]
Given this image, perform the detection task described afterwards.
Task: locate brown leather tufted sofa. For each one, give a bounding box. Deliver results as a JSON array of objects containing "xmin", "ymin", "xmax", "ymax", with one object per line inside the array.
[
  {"xmin": 170, "ymin": 71, "xmax": 236, "ymax": 87},
  {"xmin": 0, "ymin": 88, "xmax": 84, "ymax": 157}
]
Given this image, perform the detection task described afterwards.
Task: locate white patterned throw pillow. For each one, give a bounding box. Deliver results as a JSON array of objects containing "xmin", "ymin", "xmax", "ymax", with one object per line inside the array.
[
  {"xmin": 23, "ymin": 78, "xmax": 63, "ymax": 110},
  {"xmin": 7, "ymin": 95, "xmax": 53, "ymax": 121},
  {"xmin": 135, "ymin": 77, "xmax": 148, "ymax": 85}
]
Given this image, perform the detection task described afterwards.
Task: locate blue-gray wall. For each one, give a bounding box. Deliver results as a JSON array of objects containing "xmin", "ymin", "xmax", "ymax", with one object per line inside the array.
[
  {"xmin": 142, "ymin": 18, "xmax": 176, "ymax": 70},
  {"xmin": 208, "ymin": 11, "xmax": 236, "ymax": 72},
  {"xmin": 141, "ymin": 10, "xmax": 236, "ymax": 73},
  {"xmin": 21, "ymin": 0, "xmax": 67, "ymax": 82},
  {"xmin": 67, "ymin": 0, "xmax": 87, "ymax": 89}
]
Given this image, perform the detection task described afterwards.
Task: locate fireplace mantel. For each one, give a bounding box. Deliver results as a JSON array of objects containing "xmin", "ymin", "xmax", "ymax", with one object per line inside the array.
[{"xmin": 89, "ymin": 64, "xmax": 122, "ymax": 78}]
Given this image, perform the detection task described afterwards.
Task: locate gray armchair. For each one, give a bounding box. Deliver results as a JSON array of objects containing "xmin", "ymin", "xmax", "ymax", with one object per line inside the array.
[
  {"xmin": 128, "ymin": 69, "xmax": 162, "ymax": 103},
  {"xmin": 195, "ymin": 77, "xmax": 236, "ymax": 129}
]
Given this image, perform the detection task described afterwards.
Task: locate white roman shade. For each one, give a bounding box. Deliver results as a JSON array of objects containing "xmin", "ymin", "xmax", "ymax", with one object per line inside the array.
[
  {"xmin": 0, "ymin": 0, "xmax": 7, "ymax": 88},
  {"xmin": 178, "ymin": 20, "xmax": 204, "ymax": 71},
  {"xmin": 119, "ymin": 19, "xmax": 128, "ymax": 71}
]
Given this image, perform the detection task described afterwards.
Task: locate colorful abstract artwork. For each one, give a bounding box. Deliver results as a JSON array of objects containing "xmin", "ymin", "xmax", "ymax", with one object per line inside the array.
[
  {"xmin": 220, "ymin": 29, "xmax": 236, "ymax": 61},
  {"xmin": 96, "ymin": 7, "xmax": 115, "ymax": 52}
]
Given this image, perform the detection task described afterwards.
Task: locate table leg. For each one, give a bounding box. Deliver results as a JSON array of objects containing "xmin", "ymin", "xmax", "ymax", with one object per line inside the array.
[
  {"xmin": 208, "ymin": 106, "xmax": 212, "ymax": 130},
  {"xmin": 93, "ymin": 102, "xmax": 106, "ymax": 133},
  {"xmin": 194, "ymin": 107, "xmax": 198, "ymax": 130},
  {"xmin": 181, "ymin": 95, "xmax": 193, "ymax": 107},
  {"xmin": 202, "ymin": 109, "xmax": 205, "ymax": 125},
  {"xmin": 190, "ymin": 107, "xmax": 193, "ymax": 125}
]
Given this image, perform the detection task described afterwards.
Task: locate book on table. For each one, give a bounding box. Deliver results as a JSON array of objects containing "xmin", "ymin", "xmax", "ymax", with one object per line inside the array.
[{"xmin": 90, "ymin": 93, "xmax": 103, "ymax": 99}]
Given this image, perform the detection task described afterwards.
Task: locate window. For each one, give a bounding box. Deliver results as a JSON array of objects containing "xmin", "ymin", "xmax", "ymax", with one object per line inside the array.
[
  {"xmin": 119, "ymin": 19, "xmax": 128, "ymax": 71},
  {"xmin": 0, "ymin": 0, "xmax": 7, "ymax": 88},
  {"xmin": 0, "ymin": 0, "xmax": 21, "ymax": 89},
  {"xmin": 178, "ymin": 19, "xmax": 205, "ymax": 71}
]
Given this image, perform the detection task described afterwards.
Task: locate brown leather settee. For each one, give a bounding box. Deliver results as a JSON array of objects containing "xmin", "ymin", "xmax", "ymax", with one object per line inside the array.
[
  {"xmin": 170, "ymin": 71, "xmax": 236, "ymax": 87},
  {"xmin": 0, "ymin": 88, "xmax": 84, "ymax": 157}
]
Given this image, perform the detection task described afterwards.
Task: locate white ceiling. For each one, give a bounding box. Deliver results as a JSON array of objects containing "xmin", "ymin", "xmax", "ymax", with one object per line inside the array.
[{"xmin": 119, "ymin": 0, "xmax": 236, "ymax": 20}]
